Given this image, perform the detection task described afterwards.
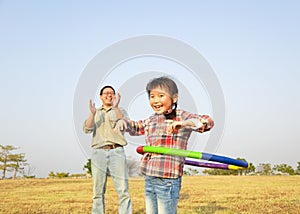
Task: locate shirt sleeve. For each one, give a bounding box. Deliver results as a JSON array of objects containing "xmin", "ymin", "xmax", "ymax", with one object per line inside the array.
[
  {"xmin": 198, "ymin": 114, "xmax": 214, "ymax": 132},
  {"xmin": 181, "ymin": 110, "xmax": 214, "ymax": 133},
  {"xmin": 83, "ymin": 120, "xmax": 94, "ymax": 134}
]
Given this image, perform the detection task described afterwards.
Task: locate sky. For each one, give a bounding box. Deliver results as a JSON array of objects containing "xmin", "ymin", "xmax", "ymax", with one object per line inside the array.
[{"xmin": 1, "ymin": 1, "xmax": 300, "ymax": 178}]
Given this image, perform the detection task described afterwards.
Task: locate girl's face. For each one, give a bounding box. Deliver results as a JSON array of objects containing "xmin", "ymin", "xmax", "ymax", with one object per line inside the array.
[{"xmin": 149, "ymin": 87, "xmax": 177, "ymax": 114}]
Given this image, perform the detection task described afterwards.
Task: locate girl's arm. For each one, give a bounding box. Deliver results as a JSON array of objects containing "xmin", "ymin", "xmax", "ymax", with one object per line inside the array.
[
  {"xmin": 199, "ymin": 114, "xmax": 214, "ymax": 132},
  {"xmin": 167, "ymin": 114, "xmax": 214, "ymax": 134},
  {"xmin": 114, "ymin": 119, "xmax": 146, "ymax": 136}
]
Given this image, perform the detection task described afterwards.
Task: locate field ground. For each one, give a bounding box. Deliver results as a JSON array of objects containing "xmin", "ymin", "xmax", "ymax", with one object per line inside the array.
[{"xmin": 0, "ymin": 176, "xmax": 300, "ymax": 214}]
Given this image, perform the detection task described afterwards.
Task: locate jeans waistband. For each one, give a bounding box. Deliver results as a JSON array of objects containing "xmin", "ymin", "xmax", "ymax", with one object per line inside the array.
[{"xmin": 100, "ymin": 144, "xmax": 122, "ymax": 150}]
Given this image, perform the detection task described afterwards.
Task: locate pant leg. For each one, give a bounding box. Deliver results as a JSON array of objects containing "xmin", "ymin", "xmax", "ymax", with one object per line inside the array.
[
  {"xmin": 145, "ymin": 176, "xmax": 182, "ymax": 214},
  {"xmin": 157, "ymin": 176, "xmax": 182, "ymax": 214},
  {"xmin": 91, "ymin": 148, "xmax": 108, "ymax": 214},
  {"xmin": 145, "ymin": 176, "xmax": 158, "ymax": 214},
  {"xmin": 109, "ymin": 147, "xmax": 132, "ymax": 214}
]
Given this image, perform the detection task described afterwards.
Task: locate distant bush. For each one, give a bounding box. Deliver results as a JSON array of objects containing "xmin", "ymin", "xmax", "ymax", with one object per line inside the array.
[{"xmin": 48, "ymin": 171, "xmax": 69, "ymax": 178}]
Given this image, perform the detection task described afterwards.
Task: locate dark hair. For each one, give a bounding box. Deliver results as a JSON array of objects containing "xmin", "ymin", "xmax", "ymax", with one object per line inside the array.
[
  {"xmin": 100, "ymin": 85, "xmax": 115, "ymax": 95},
  {"xmin": 146, "ymin": 76, "xmax": 178, "ymax": 98},
  {"xmin": 146, "ymin": 76, "xmax": 178, "ymax": 119}
]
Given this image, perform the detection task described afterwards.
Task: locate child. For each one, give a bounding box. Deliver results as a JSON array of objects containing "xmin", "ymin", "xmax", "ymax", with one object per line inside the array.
[{"xmin": 115, "ymin": 76, "xmax": 214, "ymax": 214}]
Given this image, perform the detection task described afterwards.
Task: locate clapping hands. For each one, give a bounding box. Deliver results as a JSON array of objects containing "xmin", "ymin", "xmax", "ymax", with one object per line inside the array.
[{"xmin": 89, "ymin": 99, "xmax": 96, "ymax": 115}]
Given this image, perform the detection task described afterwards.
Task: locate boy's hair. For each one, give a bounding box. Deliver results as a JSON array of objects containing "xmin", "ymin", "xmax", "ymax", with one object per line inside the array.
[
  {"xmin": 146, "ymin": 76, "xmax": 178, "ymax": 97},
  {"xmin": 99, "ymin": 85, "xmax": 115, "ymax": 95}
]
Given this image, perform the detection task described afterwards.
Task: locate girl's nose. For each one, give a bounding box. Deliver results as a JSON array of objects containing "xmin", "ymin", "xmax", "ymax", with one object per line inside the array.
[{"xmin": 153, "ymin": 96, "xmax": 160, "ymax": 103}]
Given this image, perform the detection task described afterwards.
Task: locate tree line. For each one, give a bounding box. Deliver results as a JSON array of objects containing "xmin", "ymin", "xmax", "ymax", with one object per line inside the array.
[
  {"xmin": 1, "ymin": 144, "xmax": 300, "ymax": 179},
  {"xmin": 193, "ymin": 161, "xmax": 300, "ymax": 176},
  {"xmin": 81, "ymin": 158, "xmax": 300, "ymax": 177}
]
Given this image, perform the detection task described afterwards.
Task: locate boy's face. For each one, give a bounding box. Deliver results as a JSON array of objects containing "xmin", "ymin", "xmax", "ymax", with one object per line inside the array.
[
  {"xmin": 100, "ymin": 88, "xmax": 115, "ymax": 108},
  {"xmin": 149, "ymin": 87, "xmax": 177, "ymax": 114}
]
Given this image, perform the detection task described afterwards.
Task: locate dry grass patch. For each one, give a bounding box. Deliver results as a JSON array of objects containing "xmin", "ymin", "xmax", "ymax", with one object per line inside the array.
[{"xmin": 0, "ymin": 176, "xmax": 299, "ymax": 213}]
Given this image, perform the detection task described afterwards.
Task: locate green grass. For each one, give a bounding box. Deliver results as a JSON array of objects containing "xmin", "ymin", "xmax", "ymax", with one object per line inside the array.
[{"xmin": 0, "ymin": 176, "xmax": 299, "ymax": 213}]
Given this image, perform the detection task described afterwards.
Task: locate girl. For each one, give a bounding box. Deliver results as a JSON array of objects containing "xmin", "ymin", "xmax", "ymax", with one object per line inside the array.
[{"xmin": 115, "ymin": 76, "xmax": 214, "ymax": 214}]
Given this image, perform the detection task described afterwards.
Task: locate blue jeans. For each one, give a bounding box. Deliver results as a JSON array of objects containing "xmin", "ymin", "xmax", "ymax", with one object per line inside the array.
[
  {"xmin": 145, "ymin": 176, "xmax": 182, "ymax": 214},
  {"xmin": 91, "ymin": 147, "xmax": 132, "ymax": 214}
]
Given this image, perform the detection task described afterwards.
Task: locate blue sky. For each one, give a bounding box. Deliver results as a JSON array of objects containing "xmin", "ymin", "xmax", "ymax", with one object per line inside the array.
[{"xmin": 1, "ymin": 1, "xmax": 300, "ymax": 178}]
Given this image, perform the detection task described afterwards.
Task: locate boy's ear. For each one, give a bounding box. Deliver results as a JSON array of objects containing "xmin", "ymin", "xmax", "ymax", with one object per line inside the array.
[{"xmin": 172, "ymin": 94, "xmax": 178, "ymax": 103}]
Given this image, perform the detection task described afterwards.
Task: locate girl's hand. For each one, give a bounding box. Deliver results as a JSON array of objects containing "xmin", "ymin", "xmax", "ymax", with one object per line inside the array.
[
  {"xmin": 167, "ymin": 120, "xmax": 198, "ymax": 134},
  {"xmin": 114, "ymin": 119, "xmax": 127, "ymax": 133},
  {"xmin": 167, "ymin": 121, "xmax": 183, "ymax": 134}
]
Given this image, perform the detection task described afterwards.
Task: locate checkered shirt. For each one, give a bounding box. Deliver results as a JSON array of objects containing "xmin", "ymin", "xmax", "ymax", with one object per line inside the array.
[{"xmin": 126, "ymin": 109, "xmax": 214, "ymax": 178}]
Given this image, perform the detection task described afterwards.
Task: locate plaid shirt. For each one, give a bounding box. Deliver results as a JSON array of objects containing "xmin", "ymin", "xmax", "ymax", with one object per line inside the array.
[{"xmin": 126, "ymin": 109, "xmax": 214, "ymax": 178}]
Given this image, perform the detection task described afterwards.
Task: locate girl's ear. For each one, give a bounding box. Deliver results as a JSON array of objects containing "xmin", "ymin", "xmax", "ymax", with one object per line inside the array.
[{"xmin": 172, "ymin": 94, "xmax": 178, "ymax": 103}]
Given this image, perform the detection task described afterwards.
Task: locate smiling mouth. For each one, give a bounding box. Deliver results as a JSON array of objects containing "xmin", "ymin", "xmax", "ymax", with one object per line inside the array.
[{"xmin": 153, "ymin": 105, "xmax": 163, "ymax": 111}]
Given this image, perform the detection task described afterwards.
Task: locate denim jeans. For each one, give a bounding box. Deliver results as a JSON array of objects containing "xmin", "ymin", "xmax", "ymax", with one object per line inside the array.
[
  {"xmin": 91, "ymin": 147, "xmax": 132, "ymax": 214},
  {"xmin": 145, "ymin": 176, "xmax": 182, "ymax": 214}
]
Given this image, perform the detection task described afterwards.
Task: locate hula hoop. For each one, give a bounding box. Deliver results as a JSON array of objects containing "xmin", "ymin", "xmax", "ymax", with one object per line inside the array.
[
  {"xmin": 184, "ymin": 160, "xmax": 245, "ymax": 170},
  {"xmin": 136, "ymin": 146, "xmax": 248, "ymax": 169}
]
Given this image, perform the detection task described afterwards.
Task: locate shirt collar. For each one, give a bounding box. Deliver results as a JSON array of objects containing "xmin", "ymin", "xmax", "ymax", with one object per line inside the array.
[{"xmin": 100, "ymin": 105, "xmax": 112, "ymax": 112}]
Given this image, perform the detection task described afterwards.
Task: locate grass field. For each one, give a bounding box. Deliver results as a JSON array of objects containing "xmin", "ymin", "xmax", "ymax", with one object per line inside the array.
[{"xmin": 0, "ymin": 176, "xmax": 299, "ymax": 214}]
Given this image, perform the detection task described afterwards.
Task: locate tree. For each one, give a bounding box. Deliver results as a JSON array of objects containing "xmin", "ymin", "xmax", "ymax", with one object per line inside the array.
[
  {"xmin": 273, "ymin": 164, "xmax": 295, "ymax": 175},
  {"xmin": 48, "ymin": 171, "xmax": 70, "ymax": 178},
  {"xmin": 245, "ymin": 162, "xmax": 256, "ymax": 175},
  {"xmin": 83, "ymin": 159, "xmax": 92, "ymax": 176},
  {"xmin": 296, "ymin": 162, "xmax": 300, "ymax": 175},
  {"xmin": 202, "ymin": 158, "xmax": 253, "ymax": 176},
  {"xmin": 55, "ymin": 172, "xmax": 70, "ymax": 178},
  {"xmin": 202, "ymin": 168, "xmax": 234, "ymax": 176},
  {"xmin": 236, "ymin": 158, "xmax": 248, "ymax": 176},
  {"xmin": 257, "ymin": 163, "xmax": 272, "ymax": 175},
  {"xmin": 48, "ymin": 171, "xmax": 56, "ymax": 178},
  {"xmin": 184, "ymin": 167, "xmax": 199, "ymax": 176},
  {"xmin": 0, "ymin": 145, "xmax": 19, "ymax": 179},
  {"xmin": 233, "ymin": 158, "xmax": 256, "ymax": 176},
  {"xmin": 9, "ymin": 153, "xmax": 28, "ymax": 179}
]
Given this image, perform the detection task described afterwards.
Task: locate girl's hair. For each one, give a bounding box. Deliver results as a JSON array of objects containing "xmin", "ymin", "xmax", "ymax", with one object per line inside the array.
[
  {"xmin": 146, "ymin": 76, "xmax": 178, "ymax": 119},
  {"xmin": 146, "ymin": 76, "xmax": 178, "ymax": 97}
]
